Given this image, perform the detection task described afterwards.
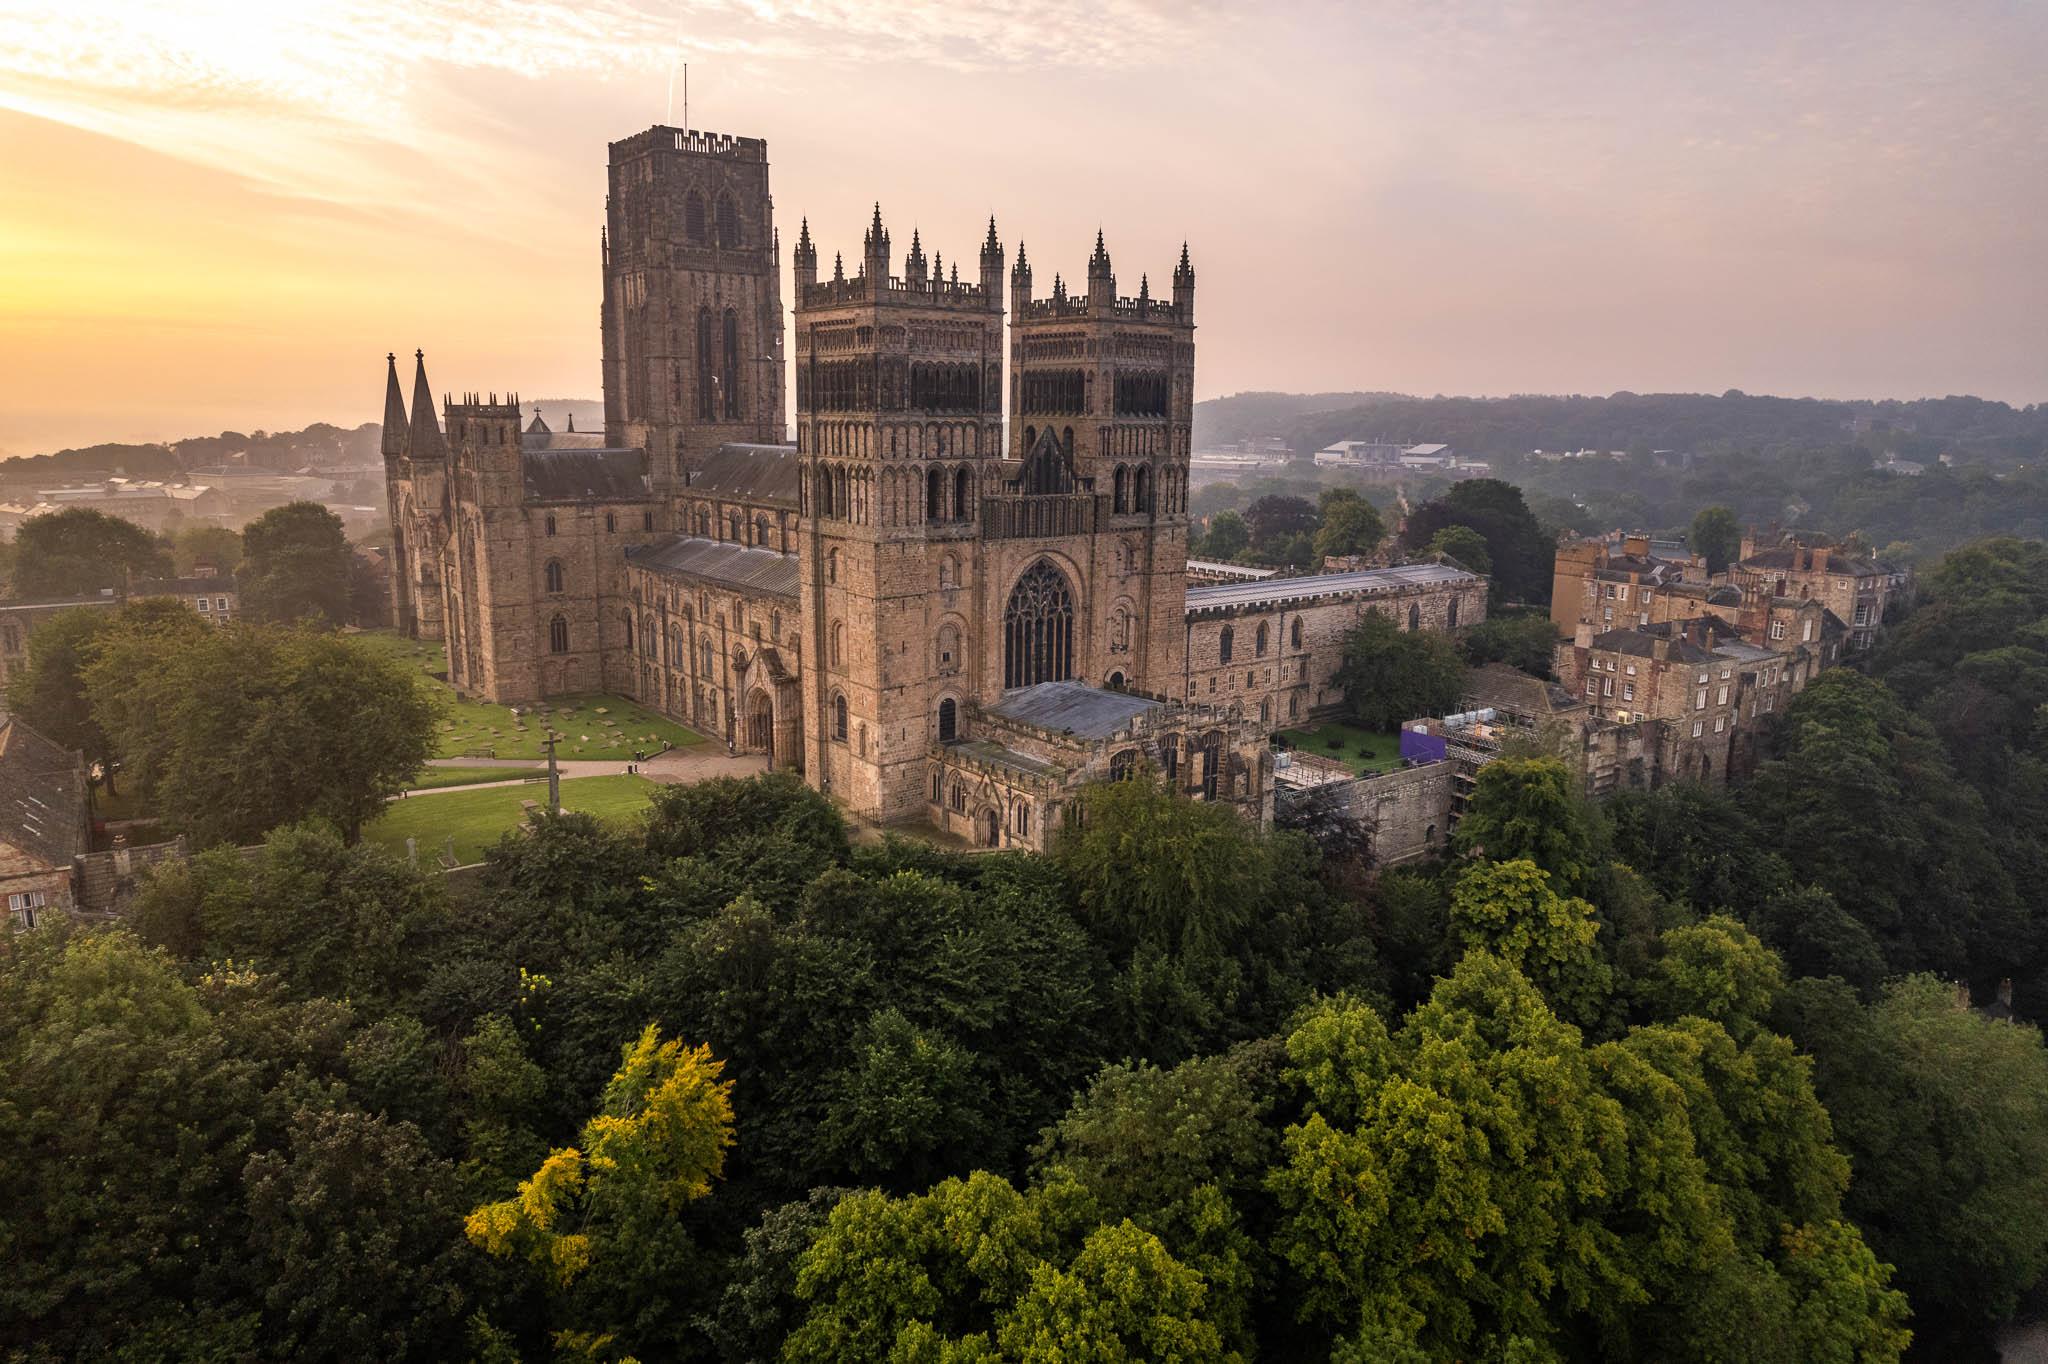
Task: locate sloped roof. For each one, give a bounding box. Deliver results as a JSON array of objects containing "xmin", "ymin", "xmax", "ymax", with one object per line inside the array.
[
  {"xmin": 688, "ymin": 443, "xmax": 802, "ymax": 506},
  {"xmin": 986, "ymin": 681, "xmax": 1160, "ymax": 739},
  {"xmin": 521, "ymin": 448, "xmax": 651, "ymax": 503},
  {"xmin": 1461, "ymin": 662, "xmax": 1579, "ymax": 716},
  {"xmin": 0, "ymin": 718, "xmax": 83, "ymax": 869},
  {"xmin": 626, "ymin": 535, "xmax": 799, "ymax": 598},
  {"xmin": 1186, "ymin": 562, "xmax": 1481, "ymax": 614}
]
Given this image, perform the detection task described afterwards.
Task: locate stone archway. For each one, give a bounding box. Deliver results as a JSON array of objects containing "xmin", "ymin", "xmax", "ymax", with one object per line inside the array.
[
  {"xmin": 980, "ymin": 806, "xmax": 1002, "ymax": 847},
  {"xmin": 746, "ymin": 689, "xmax": 775, "ymax": 764}
]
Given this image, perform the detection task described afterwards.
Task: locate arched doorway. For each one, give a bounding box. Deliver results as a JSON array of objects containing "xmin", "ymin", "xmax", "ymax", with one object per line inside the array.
[
  {"xmin": 1004, "ymin": 559, "xmax": 1075, "ymax": 689},
  {"xmin": 981, "ymin": 807, "xmax": 1001, "ymax": 847},
  {"xmin": 747, "ymin": 690, "xmax": 774, "ymax": 764}
]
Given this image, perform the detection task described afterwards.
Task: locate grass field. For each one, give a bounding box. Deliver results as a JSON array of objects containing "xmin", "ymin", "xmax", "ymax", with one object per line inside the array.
[
  {"xmin": 407, "ymin": 765, "xmax": 547, "ymax": 791},
  {"xmin": 346, "ymin": 628, "xmax": 708, "ymax": 761},
  {"xmin": 1276, "ymin": 720, "xmax": 1406, "ymax": 776},
  {"xmin": 365, "ymin": 773, "xmax": 658, "ymax": 864}
]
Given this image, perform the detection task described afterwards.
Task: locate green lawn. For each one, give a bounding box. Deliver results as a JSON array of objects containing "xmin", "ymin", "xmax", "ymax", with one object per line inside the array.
[
  {"xmin": 1276, "ymin": 721, "xmax": 1406, "ymax": 776},
  {"xmin": 407, "ymin": 765, "xmax": 546, "ymax": 791},
  {"xmin": 365, "ymin": 774, "xmax": 658, "ymax": 865},
  {"xmin": 347, "ymin": 628, "xmax": 708, "ymax": 761}
]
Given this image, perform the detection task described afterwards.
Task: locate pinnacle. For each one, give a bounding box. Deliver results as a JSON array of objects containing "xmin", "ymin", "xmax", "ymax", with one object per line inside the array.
[{"xmin": 380, "ymin": 351, "xmax": 408, "ymax": 459}]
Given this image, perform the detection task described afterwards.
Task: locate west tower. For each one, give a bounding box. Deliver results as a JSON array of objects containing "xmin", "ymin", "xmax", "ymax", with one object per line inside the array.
[
  {"xmin": 602, "ymin": 127, "xmax": 786, "ymax": 494},
  {"xmin": 1005, "ymin": 235, "xmax": 1196, "ymax": 697},
  {"xmin": 795, "ymin": 208, "xmax": 1007, "ymax": 819}
]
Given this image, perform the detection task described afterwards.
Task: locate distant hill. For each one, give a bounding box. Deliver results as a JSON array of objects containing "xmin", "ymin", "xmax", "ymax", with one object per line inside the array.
[
  {"xmin": 1195, "ymin": 390, "xmax": 2047, "ymax": 467},
  {"xmin": 2, "ymin": 422, "xmax": 382, "ymax": 485}
]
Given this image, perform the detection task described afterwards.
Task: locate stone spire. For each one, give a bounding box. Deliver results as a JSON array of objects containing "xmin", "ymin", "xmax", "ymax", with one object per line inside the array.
[
  {"xmin": 833, "ymin": 250, "xmax": 845, "ymax": 283},
  {"xmin": 407, "ymin": 350, "xmax": 446, "ymax": 460},
  {"xmin": 862, "ymin": 202, "xmax": 890, "ymax": 281},
  {"xmin": 794, "ymin": 216, "xmax": 817, "ymax": 290},
  {"xmin": 380, "ymin": 352, "xmax": 409, "ymax": 459},
  {"xmin": 1087, "ymin": 229, "xmax": 1114, "ymax": 305},
  {"xmin": 906, "ymin": 226, "xmax": 927, "ymax": 284},
  {"xmin": 1009, "ymin": 239, "xmax": 1031, "ymax": 315},
  {"xmin": 1173, "ymin": 241, "xmax": 1195, "ymax": 319}
]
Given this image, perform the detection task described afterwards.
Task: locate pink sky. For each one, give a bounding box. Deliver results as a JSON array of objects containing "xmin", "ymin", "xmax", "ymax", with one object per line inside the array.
[{"xmin": 1, "ymin": 0, "xmax": 2043, "ymax": 454}]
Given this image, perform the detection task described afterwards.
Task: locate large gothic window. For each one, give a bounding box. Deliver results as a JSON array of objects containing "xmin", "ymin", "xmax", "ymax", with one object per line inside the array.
[
  {"xmin": 715, "ymin": 193, "xmax": 739, "ymax": 247},
  {"xmin": 937, "ymin": 697, "xmax": 957, "ymax": 743},
  {"xmin": 1003, "ymin": 560, "xmax": 1075, "ymax": 689},
  {"xmin": 685, "ymin": 191, "xmax": 707, "ymax": 243}
]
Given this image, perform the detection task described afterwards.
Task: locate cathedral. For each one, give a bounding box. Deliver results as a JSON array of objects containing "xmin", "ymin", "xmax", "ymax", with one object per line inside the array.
[{"xmin": 382, "ymin": 125, "xmax": 1484, "ymax": 848}]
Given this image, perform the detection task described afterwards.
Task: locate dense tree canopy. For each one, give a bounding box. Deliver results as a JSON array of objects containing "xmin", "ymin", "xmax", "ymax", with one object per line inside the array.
[
  {"xmin": 1332, "ymin": 610, "xmax": 1466, "ymax": 731},
  {"xmin": 9, "ymin": 506, "xmax": 170, "ymax": 598},
  {"xmin": 1401, "ymin": 479, "xmax": 1552, "ymax": 604},
  {"xmin": 1312, "ymin": 488, "xmax": 1385, "ymax": 562},
  {"xmin": 239, "ymin": 500, "xmax": 357, "ymax": 625}
]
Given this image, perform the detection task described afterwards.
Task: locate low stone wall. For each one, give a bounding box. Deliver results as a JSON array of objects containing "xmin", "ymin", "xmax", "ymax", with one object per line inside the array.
[
  {"xmin": 74, "ymin": 838, "xmax": 188, "ymax": 918},
  {"xmin": 1278, "ymin": 760, "xmax": 1454, "ymax": 866}
]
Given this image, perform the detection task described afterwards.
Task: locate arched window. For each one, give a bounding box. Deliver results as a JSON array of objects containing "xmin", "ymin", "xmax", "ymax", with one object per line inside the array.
[
  {"xmin": 1133, "ymin": 464, "xmax": 1150, "ymax": 512},
  {"xmin": 722, "ymin": 309, "xmax": 740, "ymax": 418},
  {"xmin": 1106, "ymin": 670, "xmax": 1126, "ymax": 691},
  {"xmin": 1110, "ymin": 749, "xmax": 1138, "ymax": 781},
  {"xmin": 696, "ymin": 308, "xmax": 715, "ymax": 419},
  {"xmin": 1113, "ymin": 466, "xmax": 1128, "ymax": 513},
  {"xmin": 937, "ymin": 697, "xmax": 957, "ymax": 743},
  {"xmin": 949, "ymin": 780, "xmax": 967, "ymax": 813},
  {"xmin": 939, "ymin": 556, "xmax": 956, "ymax": 589},
  {"xmin": 927, "ymin": 467, "xmax": 944, "ymax": 521},
  {"xmin": 1256, "ymin": 622, "xmax": 1269, "ymax": 656},
  {"xmin": 715, "ymin": 192, "xmax": 739, "ymax": 247},
  {"xmin": 1408, "ymin": 603, "xmax": 1421, "ymax": 631},
  {"xmin": 1015, "ymin": 801, "xmax": 1030, "ymax": 836},
  {"xmin": 937, "ymin": 623, "xmax": 960, "ymax": 672},
  {"xmin": 955, "ymin": 467, "xmax": 971, "ymax": 521},
  {"xmin": 545, "ymin": 560, "xmax": 565, "ymax": 593},
  {"xmin": 685, "ymin": 191, "xmax": 706, "ymax": 243},
  {"xmin": 549, "ymin": 615, "xmax": 569, "ymax": 654},
  {"xmin": 700, "ymin": 638, "xmax": 713, "ymax": 674},
  {"xmin": 770, "ymin": 609, "xmax": 781, "ymax": 640},
  {"xmin": 624, "ymin": 613, "xmax": 634, "ymax": 651},
  {"xmin": 1003, "ymin": 560, "xmax": 1075, "ymax": 689},
  {"xmin": 831, "ymin": 620, "xmax": 844, "ymax": 667},
  {"xmin": 832, "ymin": 693, "xmax": 849, "ymax": 741},
  {"xmin": 827, "ymin": 548, "xmax": 840, "ymax": 583},
  {"xmin": 642, "ymin": 614, "xmax": 656, "ymax": 658},
  {"xmin": 544, "ymin": 515, "xmax": 556, "ymax": 537},
  {"xmin": 1291, "ymin": 618, "xmax": 1303, "ymax": 649},
  {"xmin": 1219, "ymin": 625, "xmax": 1234, "ymax": 663},
  {"xmin": 1448, "ymin": 596, "xmax": 1459, "ymax": 628},
  {"xmin": 754, "ymin": 514, "xmax": 769, "ymax": 545},
  {"xmin": 932, "ymin": 770, "xmax": 943, "ymax": 802},
  {"xmin": 605, "ymin": 511, "xmax": 617, "ymax": 533},
  {"xmin": 728, "ymin": 511, "xmax": 743, "ymax": 541}
]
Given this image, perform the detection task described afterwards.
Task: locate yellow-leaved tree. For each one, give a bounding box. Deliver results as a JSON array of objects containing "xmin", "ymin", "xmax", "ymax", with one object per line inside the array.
[{"xmin": 466, "ymin": 1025, "xmax": 736, "ymax": 1360}]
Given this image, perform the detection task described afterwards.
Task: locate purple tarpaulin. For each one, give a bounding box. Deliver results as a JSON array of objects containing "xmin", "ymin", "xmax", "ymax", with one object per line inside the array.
[{"xmin": 1400, "ymin": 729, "xmax": 1447, "ymax": 765}]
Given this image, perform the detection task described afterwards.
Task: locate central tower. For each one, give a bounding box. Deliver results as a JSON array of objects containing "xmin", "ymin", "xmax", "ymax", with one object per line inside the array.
[
  {"xmin": 795, "ymin": 208, "xmax": 1007, "ymax": 818},
  {"xmin": 601, "ymin": 127, "xmax": 786, "ymax": 494}
]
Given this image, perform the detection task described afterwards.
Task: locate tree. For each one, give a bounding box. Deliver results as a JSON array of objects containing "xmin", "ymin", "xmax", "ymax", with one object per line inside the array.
[
  {"xmin": 172, "ymin": 523, "xmax": 243, "ymax": 575},
  {"xmin": 8, "ymin": 507, "xmax": 170, "ymax": 599},
  {"xmin": 1458, "ymin": 612, "xmax": 1559, "ymax": 678},
  {"xmin": 1198, "ymin": 511, "xmax": 1248, "ymax": 561},
  {"xmin": 4, "ymin": 607, "xmax": 118, "ymax": 791},
  {"xmin": 467, "ymin": 1025, "xmax": 736, "ymax": 1356},
  {"xmin": 1690, "ymin": 505, "xmax": 1743, "ymax": 575},
  {"xmin": 1399, "ymin": 480, "xmax": 1551, "ymax": 605},
  {"xmin": 1451, "ymin": 756, "xmax": 1602, "ymax": 893},
  {"xmin": 1778, "ymin": 974, "xmax": 2048, "ymax": 1334},
  {"xmin": 1243, "ymin": 495, "xmax": 1317, "ymax": 555},
  {"xmin": 1447, "ymin": 859, "xmax": 1613, "ymax": 1027},
  {"xmin": 1426, "ymin": 524, "xmax": 1492, "ymax": 577},
  {"xmin": 84, "ymin": 625, "xmax": 439, "ymax": 845},
  {"xmin": 239, "ymin": 501, "xmax": 355, "ymax": 625},
  {"xmin": 1331, "ymin": 610, "xmax": 1464, "ymax": 730},
  {"xmin": 1312, "ymin": 490, "xmax": 1385, "ymax": 562}
]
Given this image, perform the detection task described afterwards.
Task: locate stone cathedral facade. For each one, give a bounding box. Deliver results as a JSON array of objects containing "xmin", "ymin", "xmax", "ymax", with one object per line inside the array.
[{"xmin": 383, "ymin": 125, "xmax": 1484, "ymax": 848}]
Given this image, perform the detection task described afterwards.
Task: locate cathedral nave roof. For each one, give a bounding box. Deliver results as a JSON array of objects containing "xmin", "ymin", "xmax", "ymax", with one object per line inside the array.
[{"xmin": 627, "ymin": 534, "xmax": 799, "ymax": 598}]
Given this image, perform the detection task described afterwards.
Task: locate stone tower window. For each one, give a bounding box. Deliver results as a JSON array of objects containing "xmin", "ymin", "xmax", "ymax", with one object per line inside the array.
[
  {"xmin": 545, "ymin": 515, "xmax": 557, "ymax": 537},
  {"xmin": 1448, "ymin": 596, "xmax": 1459, "ymax": 628},
  {"xmin": 937, "ymin": 623, "xmax": 960, "ymax": 672},
  {"xmin": 624, "ymin": 613, "xmax": 634, "ymax": 651},
  {"xmin": 685, "ymin": 190, "xmax": 706, "ymax": 243},
  {"xmin": 1219, "ymin": 625, "xmax": 1234, "ymax": 663},
  {"xmin": 1291, "ymin": 618, "xmax": 1303, "ymax": 649},
  {"xmin": 954, "ymin": 467, "xmax": 971, "ymax": 521},
  {"xmin": 833, "ymin": 692, "xmax": 848, "ymax": 741},
  {"xmin": 1408, "ymin": 603, "xmax": 1421, "ymax": 631},
  {"xmin": 827, "ymin": 548, "xmax": 840, "ymax": 583},
  {"xmin": 697, "ymin": 309, "xmax": 716, "ymax": 420},
  {"xmin": 830, "ymin": 620, "xmax": 844, "ymax": 667},
  {"xmin": 1003, "ymin": 560, "xmax": 1075, "ymax": 689},
  {"xmin": 715, "ymin": 192, "xmax": 739, "ymax": 247},
  {"xmin": 722, "ymin": 309, "xmax": 740, "ymax": 418},
  {"xmin": 1256, "ymin": 622, "xmax": 1269, "ymax": 656},
  {"xmin": 937, "ymin": 697, "xmax": 957, "ymax": 742},
  {"xmin": 545, "ymin": 560, "xmax": 565, "ymax": 594},
  {"xmin": 606, "ymin": 512, "xmax": 617, "ymax": 533},
  {"xmin": 549, "ymin": 615, "xmax": 569, "ymax": 653}
]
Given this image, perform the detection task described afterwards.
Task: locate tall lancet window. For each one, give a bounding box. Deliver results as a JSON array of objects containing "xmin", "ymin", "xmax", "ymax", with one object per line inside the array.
[
  {"xmin": 1003, "ymin": 560, "xmax": 1075, "ymax": 689},
  {"xmin": 722, "ymin": 309, "xmax": 740, "ymax": 418},
  {"xmin": 696, "ymin": 308, "xmax": 715, "ymax": 420}
]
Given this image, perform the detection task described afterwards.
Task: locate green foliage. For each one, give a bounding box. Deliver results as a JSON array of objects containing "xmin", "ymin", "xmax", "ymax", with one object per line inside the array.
[
  {"xmin": 1460, "ymin": 611, "xmax": 1560, "ymax": 678},
  {"xmin": 9, "ymin": 506, "xmax": 169, "ymax": 598},
  {"xmin": 1645, "ymin": 914, "xmax": 1783, "ymax": 1037},
  {"xmin": 1331, "ymin": 608, "xmax": 1465, "ymax": 730},
  {"xmin": 172, "ymin": 523, "xmax": 244, "ymax": 575},
  {"xmin": 1311, "ymin": 488, "xmax": 1386, "ymax": 562},
  {"xmin": 1400, "ymin": 479, "xmax": 1552, "ymax": 604},
  {"xmin": 239, "ymin": 500, "xmax": 356, "ymax": 625},
  {"xmin": 85, "ymin": 622, "xmax": 440, "ymax": 844},
  {"xmin": 4, "ymin": 606, "xmax": 118, "ymax": 783},
  {"xmin": 1452, "ymin": 756, "xmax": 1602, "ymax": 892},
  {"xmin": 1778, "ymin": 975, "xmax": 2048, "ymax": 1332},
  {"xmin": 1197, "ymin": 509, "xmax": 1248, "ymax": 560},
  {"xmin": 1427, "ymin": 522, "xmax": 1492, "ymax": 576},
  {"xmin": 1690, "ymin": 505, "xmax": 1742, "ymax": 574},
  {"xmin": 1448, "ymin": 859, "xmax": 1613, "ymax": 1028}
]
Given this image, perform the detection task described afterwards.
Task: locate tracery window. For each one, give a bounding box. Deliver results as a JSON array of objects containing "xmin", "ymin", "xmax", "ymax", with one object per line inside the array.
[
  {"xmin": 722, "ymin": 308, "xmax": 740, "ymax": 418},
  {"xmin": 545, "ymin": 560, "xmax": 565, "ymax": 594},
  {"xmin": 1003, "ymin": 560, "xmax": 1074, "ymax": 689},
  {"xmin": 1219, "ymin": 625, "xmax": 1234, "ymax": 663},
  {"xmin": 549, "ymin": 615, "xmax": 569, "ymax": 653},
  {"xmin": 715, "ymin": 192, "xmax": 739, "ymax": 247},
  {"xmin": 696, "ymin": 308, "xmax": 716, "ymax": 419}
]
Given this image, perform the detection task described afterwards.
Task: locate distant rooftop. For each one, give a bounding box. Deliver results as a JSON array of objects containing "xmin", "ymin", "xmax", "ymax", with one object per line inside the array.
[{"xmin": 1186, "ymin": 562, "xmax": 1480, "ymax": 614}]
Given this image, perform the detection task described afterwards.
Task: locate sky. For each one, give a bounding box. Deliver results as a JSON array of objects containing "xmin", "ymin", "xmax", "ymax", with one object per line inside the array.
[{"xmin": 0, "ymin": 0, "xmax": 2043, "ymax": 455}]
